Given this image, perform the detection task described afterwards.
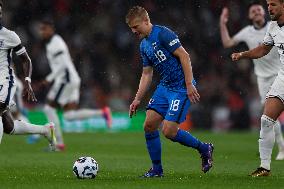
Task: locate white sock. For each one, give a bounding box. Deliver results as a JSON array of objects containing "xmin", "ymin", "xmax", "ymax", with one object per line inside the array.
[
  {"xmin": 11, "ymin": 120, "xmax": 48, "ymax": 135},
  {"xmin": 43, "ymin": 105, "xmax": 64, "ymax": 145},
  {"xmin": 63, "ymin": 109, "xmax": 102, "ymax": 121},
  {"xmin": 259, "ymin": 115, "xmax": 276, "ymax": 170},
  {"xmin": 0, "ymin": 117, "xmax": 3, "ymax": 144},
  {"xmin": 274, "ymin": 120, "xmax": 284, "ymax": 151}
]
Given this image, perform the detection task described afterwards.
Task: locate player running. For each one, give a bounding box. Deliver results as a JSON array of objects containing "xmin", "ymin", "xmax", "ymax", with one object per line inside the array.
[
  {"xmin": 126, "ymin": 6, "xmax": 214, "ymax": 177},
  {"xmin": 220, "ymin": 1, "xmax": 284, "ymax": 160},
  {"xmin": 0, "ymin": 2, "xmax": 55, "ymax": 148},
  {"xmin": 38, "ymin": 20, "xmax": 112, "ymax": 151},
  {"xmin": 232, "ymin": 0, "xmax": 284, "ymax": 177}
]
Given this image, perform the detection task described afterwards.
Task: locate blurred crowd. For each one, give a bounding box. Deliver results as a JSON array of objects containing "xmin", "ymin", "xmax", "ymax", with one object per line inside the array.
[{"xmin": 3, "ymin": 0, "xmax": 269, "ymax": 130}]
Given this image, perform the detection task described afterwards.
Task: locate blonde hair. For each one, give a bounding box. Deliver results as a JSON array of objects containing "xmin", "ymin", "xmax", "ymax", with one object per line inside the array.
[{"xmin": 125, "ymin": 6, "xmax": 150, "ymax": 24}]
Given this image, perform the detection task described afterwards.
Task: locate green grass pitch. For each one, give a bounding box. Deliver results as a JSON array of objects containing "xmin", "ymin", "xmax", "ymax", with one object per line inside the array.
[{"xmin": 0, "ymin": 131, "xmax": 284, "ymax": 189}]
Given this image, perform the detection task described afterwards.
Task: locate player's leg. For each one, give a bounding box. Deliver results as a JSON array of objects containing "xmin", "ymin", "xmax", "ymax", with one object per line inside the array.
[
  {"xmin": 141, "ymin": 86, "xmax": 167, "ymax": 178},
  {"xmin": 163, "ymin": 89, "xmax": 213, "ymax": 173},
  {"xmin": 63, "ymin": 104, "xmax": 112, "ymax": 128},
  {"xmin": 2, "ymin": 109, "xmax": 52, "ymax": 135},
  {"xmin": 257, "ymin": 76, "xmax": 284, "ymax": 160},
  {"xmin": 43, "ymin": 101, "xmax": 64, "ymax": 150},
  {"xmin": 43, "ymin": 81, "xmax": 66, "ymax": 150},
  {"xmin": 142, "ymin": 109, "xmax": 164, "ymax": 177},
  {"xmin": 62, "ymin": 83, "xmax": 112, "ymax": 128},
  {"xmin": 0, "ymin": 102, "xmax": 56, "ymax": 149},
  {"xmin": 251, "ymin": 97, "xmax": 284, "ymax": 177},
  {"xmin": 162, "ymin": 120, "xmax": 213, "ymax": 173}
]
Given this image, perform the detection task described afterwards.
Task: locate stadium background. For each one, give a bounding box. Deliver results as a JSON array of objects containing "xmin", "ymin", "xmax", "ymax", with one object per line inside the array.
[{"xmin": 3, "ymin": 0, "xmax": 272, "ymax": 131}]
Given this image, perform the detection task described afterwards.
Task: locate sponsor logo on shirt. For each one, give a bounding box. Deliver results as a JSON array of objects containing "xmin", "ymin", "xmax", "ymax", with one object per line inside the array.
[{"xmin": 169, "ymin": 39, "xmax": 179, "ymax": 46}]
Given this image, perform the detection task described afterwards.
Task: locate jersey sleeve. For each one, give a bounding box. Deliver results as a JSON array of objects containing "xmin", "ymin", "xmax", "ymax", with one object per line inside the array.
[
  {"xmin": 159, "ymin": 27, "xmax": 181, "ymax": 53},
  {"xmin": 140, "ymin": 43, "xmax": 151, "ymax": 67},
  {"xmin": 232, "ymin": 27, "xmax": 248, "ymax": 44},
  {"xmin": 263, "ymin": 23, "xmax": 274, "ymax": 46},
  {"xmin": 8, "ymin": 31, "xmax": 26, "ymax": 55}
]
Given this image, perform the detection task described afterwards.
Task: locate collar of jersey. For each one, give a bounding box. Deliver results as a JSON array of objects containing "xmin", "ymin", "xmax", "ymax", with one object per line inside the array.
[
  {"xmin": 253, "ymin": 20, "xmax": 267, "ymax": 30},
  {"xmin": 146, "ymin": 25, "xmax": 156, "ymax": 40}
]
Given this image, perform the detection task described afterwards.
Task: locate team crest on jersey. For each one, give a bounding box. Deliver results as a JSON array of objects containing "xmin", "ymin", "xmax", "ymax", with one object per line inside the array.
[
  {"xmin": 0, "ymin": 40, "xmax": 4, "ymax": 47},
  {"xmin": 152, "ymin": 42, "xmax": 157, "ymax": 49}
]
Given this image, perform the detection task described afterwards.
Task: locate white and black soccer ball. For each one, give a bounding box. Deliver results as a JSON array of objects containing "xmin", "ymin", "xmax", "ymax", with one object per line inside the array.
[{"xmin": 73, "ymin": 156, "xmax": 99, "ymax": 179}]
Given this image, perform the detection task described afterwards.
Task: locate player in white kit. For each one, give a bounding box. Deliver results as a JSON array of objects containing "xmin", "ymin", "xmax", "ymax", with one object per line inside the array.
[
  {"xmin": 232, "ymin": 0, "xmax": 284, "ymax": 176},
  {"xmin": 0, "ymin": 2, "xmax": 55, "ymax": 147},
  {"xmin": 220, "ymin": 1, "xmax": 284, "ymax": 160},
  {"xmin": 38, "ymin": 20, "xmax": 112, "ymax": 151}
]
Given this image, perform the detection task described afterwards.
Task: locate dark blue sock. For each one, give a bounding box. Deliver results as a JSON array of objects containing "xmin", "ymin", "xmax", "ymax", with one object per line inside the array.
[
  {"xmin": 171, "ymin": 129, "xmax": 206, "ymax": 151},
  {"xmin": 145, "ymin": 130, "xmax": 162, "ymax": 170}
]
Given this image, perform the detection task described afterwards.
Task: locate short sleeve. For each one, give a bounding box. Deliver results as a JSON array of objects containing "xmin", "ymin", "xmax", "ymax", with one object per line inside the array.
[
  {"xmin": 159, "ymin": 27, "xmax": 181, "ymax": 53},
  {"xmin": 232, "ymin": 27, "xmax": 248, "ymax": 44},
  {"xmin": 140, "ymin": 43, "xmax": 151, "ymax": 67},
  {"xmin": 8, "ymin": 32, "xmax": 26, "ymax": 55},
  {"xmin": 7, "ymin": 31, "xmax": 21, "ymax": 48},
  {"xmin": 263, "ymin": 23, "xmax": 274, "ymax": 46}
]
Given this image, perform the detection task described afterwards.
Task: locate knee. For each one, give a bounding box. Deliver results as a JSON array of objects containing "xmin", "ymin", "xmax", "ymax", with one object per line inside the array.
[
  {"xmin": 162, "ymin": 125, "xmax": 178, "ymax": 139},
  {"xmin": 144, "ymin": 120, "xmax": 157, "ymax": 133}
]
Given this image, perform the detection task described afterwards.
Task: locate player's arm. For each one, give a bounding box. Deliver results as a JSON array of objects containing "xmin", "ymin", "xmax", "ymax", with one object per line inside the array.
[
  {"xmin": 129, "ymin": 66, "xmax": 153, "ymax": 118},
  {"xmin": 219, "ymin": 7, "xmax": 237, "ymax": 48},
  {"xmin": 231, "ymin": 44, "xmax": 272, "ymax": 61},
  {"xmin": 173, "ymin": 47, "xmax": 200, "ymax": 103},
  {"xmin": 17, "ymin": 50, "xmax": 37, "ymax": 102}
]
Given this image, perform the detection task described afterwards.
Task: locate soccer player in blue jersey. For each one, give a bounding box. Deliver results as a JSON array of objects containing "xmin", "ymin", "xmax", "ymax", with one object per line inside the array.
[{"xmin": 126, "ymin": 6, "xmax": 214, "ymax": 177}]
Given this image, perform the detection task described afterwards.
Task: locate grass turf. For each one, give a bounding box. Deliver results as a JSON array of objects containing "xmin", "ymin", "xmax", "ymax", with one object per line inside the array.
[{"xmin": 0, "ymin": 131, "xmax": 284, "ymax": 189}]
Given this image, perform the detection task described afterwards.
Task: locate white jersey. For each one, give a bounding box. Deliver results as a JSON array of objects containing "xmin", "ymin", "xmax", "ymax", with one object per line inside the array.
[
  {"xmin": 45, "ymin": 34, "xmax": 80, "ymax": 84},
  {"xmin": 263, "ymin": 21, "xmax": 284, "ymax": 81},
  {"xmin": 0, "ymin": 26, "xmax": 26, "ymax": 83},
  {"xmin": 233, "ymin": 22, "xmax": 281, "ymax": 78}
]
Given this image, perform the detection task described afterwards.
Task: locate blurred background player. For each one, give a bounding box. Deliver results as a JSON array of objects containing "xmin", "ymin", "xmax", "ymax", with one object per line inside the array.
[
  {"xmin": 127, "ymin": 6, "xmax": 213, "ymax": 177},
  {"xmin": 232, "ymin": 0, "xmax": 284, "ymax": 176},
  {"xmin": 220, "ymin": 1, "xmax": 284, "ymax": 160},
  {"xmin": 0, "ymin": 1, "xmax": 55, "ymax": 148},
  {"xmin": 37, "ymin": 20, "xmax": 112, "ymax": 151}
]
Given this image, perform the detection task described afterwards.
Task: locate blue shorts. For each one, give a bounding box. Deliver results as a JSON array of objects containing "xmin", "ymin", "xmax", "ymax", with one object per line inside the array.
[{"xmin": 146, "ymin": 85, "xmax": 190, "ymax": 123}]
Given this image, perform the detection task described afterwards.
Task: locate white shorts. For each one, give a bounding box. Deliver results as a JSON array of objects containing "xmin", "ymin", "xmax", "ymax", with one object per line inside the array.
[
  {"xmin": 0, "ymin": 80, "xmax": 16, "ymax": 107},
  {"xmin": 47, "ymin": 80, "xmax": 80, "ymax": 106},
  {"xmin": 266, "ymin": 75, "xmax": 284, "ymax": 103},
  {"xmin": 257, "ymin": 75, "xmax": 277, "ymax": 104}
]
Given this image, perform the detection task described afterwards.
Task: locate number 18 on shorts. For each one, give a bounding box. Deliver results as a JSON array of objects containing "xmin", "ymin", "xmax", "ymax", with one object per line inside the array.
[{"xmin": 147, "ymin": 85, "xmax": 190, "ymax": 124}]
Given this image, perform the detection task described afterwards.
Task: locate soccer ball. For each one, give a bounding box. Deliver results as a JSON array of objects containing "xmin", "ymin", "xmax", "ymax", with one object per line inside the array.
[{"xmin": 72, "ymin": 156, "xmax": 99, "ymax": 179}]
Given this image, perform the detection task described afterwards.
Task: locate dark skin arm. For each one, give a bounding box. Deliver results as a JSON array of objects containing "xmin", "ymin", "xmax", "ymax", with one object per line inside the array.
[{"xmin": 18, "ymin": 52, "xmax": 37, "ymax": 102}]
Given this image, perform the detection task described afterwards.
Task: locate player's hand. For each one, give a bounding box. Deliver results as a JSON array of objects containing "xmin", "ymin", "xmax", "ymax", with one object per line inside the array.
[
  {"xmin": 231, "ymin": 52, "xmax": 242, "ymax": 61},
  {"xmin": 187, "ymin": 83, "xmax": 200, "ymax": 104},
  {"xmin": 23, "ymin": 81, "xmax": 37, "ymax": 102},
  {"xmin": 129, "ymin": 99, "xmax": 141, "ymax": 118},
  {"xmin": 220, "ymin": 7, "xmax": 229, "ymax": 25}
]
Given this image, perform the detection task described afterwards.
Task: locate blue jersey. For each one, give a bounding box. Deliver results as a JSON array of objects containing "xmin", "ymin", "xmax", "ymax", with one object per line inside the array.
[{"xmin": 140, "ymin": 25, "xmax": 193, "ymax": 92}]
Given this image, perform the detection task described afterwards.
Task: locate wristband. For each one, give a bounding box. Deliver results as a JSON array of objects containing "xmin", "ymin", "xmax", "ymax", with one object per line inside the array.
[{"xmin": 25, "ymin": 77, "xmax": 31, "ymax": 83}]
